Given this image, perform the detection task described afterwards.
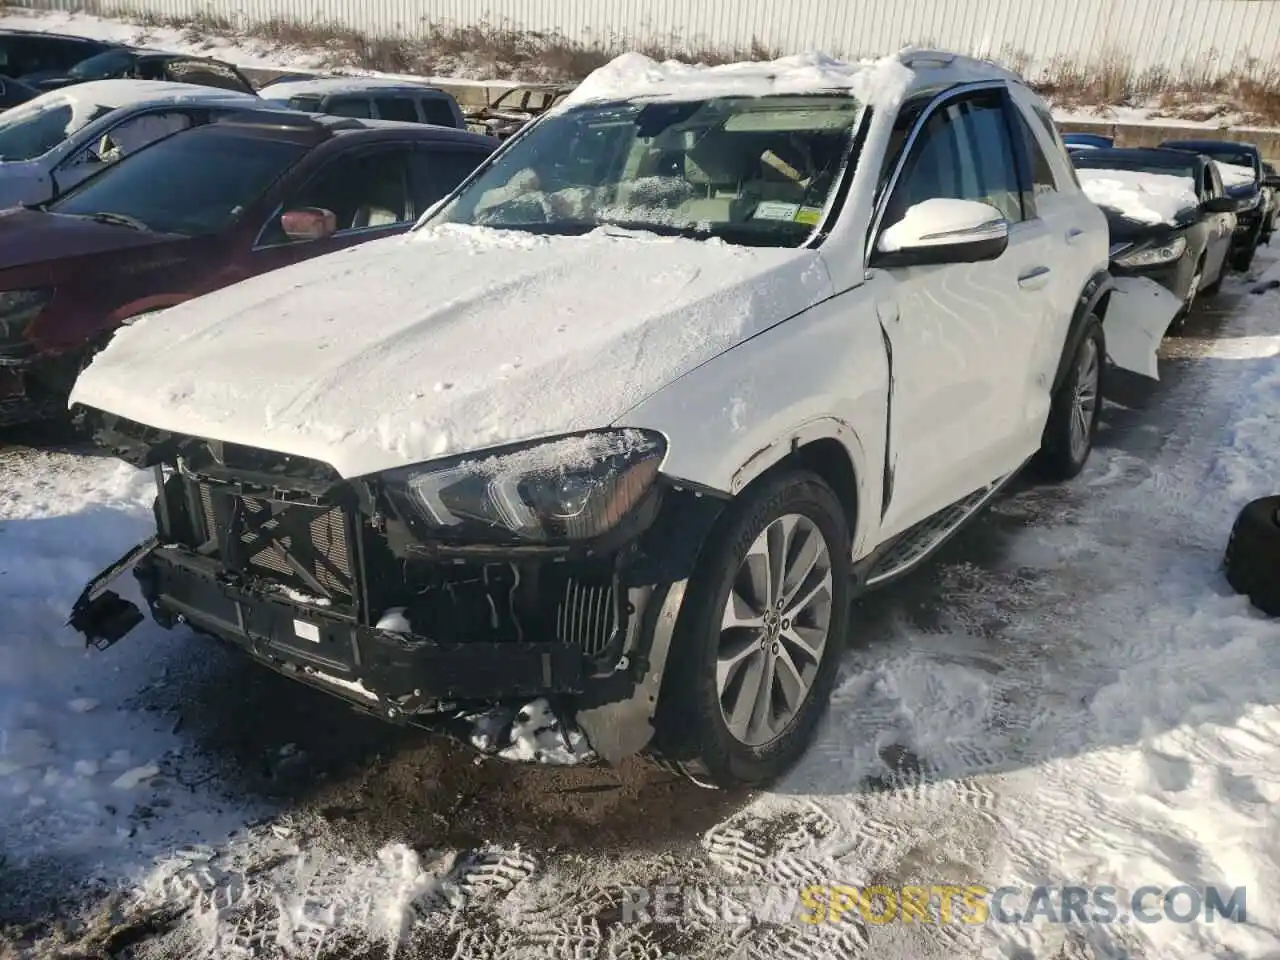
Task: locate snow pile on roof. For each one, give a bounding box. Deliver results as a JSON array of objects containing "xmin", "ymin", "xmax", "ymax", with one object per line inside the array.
[
  {"xmin": 0, "ymin": 78, "xmax": 257, "ymax": 144},
  {"xmin": 1077, "ymin": 167, "xmax": 1200, "ymax": 224},
  {"xmin": 560, "ymin": 50, "xmax": 914, "ymax": 110},
  {"xmin": 1217, "ymin": 160, "xmax": 1257, "ymax": 188}
]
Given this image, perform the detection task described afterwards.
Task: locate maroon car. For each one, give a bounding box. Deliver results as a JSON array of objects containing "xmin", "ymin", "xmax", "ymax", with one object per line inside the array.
[{"xmin": 0, "ymin": 108, "xmax": 496, "ymax": 427}]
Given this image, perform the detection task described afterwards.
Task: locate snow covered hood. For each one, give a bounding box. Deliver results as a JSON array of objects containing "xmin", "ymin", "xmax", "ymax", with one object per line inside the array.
[
  {"xmin": 70, "ymin": 224, "xmax": 831, "ymax": 478},
  {"xmin": 1077, "ymin": 167, "xmax": 1199, "ymax": 226}
]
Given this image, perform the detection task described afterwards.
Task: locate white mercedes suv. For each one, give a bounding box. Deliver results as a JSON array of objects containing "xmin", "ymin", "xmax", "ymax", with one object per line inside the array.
[{"xmin": 67, "ymin": 49, "xmax": 1180, "ymax": 788}]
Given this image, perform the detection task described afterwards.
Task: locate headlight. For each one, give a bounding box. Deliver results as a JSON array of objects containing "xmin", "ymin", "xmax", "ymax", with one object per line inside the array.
[
  {"xmin": 1113, "ymin": 236, "xmax": 1186, "ymax": 268},
  {"xmin": 0, "ymin": 288, "xmax": 53, "ymax": 341},
  {"xmin": 384, "ymin": 429, "xmax": 667, "ymax": 545}
]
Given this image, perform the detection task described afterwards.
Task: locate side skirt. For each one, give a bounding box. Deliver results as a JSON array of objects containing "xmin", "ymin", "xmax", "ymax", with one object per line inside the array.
[{"xmin": 853, "ymin": 463, "xmax": 1026, "ymax": 591}]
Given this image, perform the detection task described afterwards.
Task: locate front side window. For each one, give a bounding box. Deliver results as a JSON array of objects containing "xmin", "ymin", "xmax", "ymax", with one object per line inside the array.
[
  {"xmin": 424, "ymin": 93, "xmax": 863, "ymax": 248},
  {"xmin": 67, "ymin": 49, "xmax": 136, "ymax": 80},
  {"xmin": 375, "ymin": 96, "xmax": 420, "ymax": 123},
  {"xmin": 260, "ymin": 148, "xmax": 411, "ymax": 243},
  {"xmin": 327, "ymin": 97, "xmax": 373, "ymax": 119},
  {"xmin": 408, "ymin": 147, "xmax": 490, "ymax": 212},
  {"xmin": 48, "ymin": 130, "xmax": 307, "ymax": 235},
  {"xmin": 882, "ymin": 92, "xmax": 1026, "ymax": 229},
  {"xmin": 1012, "ymin": 110, "xmax": 1057, "ymax": 197}
]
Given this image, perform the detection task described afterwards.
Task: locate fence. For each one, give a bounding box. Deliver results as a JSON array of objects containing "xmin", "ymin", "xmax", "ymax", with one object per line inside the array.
[{"xmin": 9, "ymin": 0, "xmax": 1280, "ymax": 83}]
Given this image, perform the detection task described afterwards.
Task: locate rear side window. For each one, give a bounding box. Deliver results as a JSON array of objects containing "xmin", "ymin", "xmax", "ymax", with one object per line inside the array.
[
  {"xmin": 420, "ymin": 97, "xmax": 458, "ymax": 127},
  {"xmin": 375, "ymin": 96, "xmax": 420, "ymax": 123},
  {"xmin": 327, "ymin": 97, "xmax": 373, "ymax": 119},
  {"xmin": 287, "ymin": 95, "xmax": 323, "ymax": 113},
  {"xmin": 408, "ymin": 147, "xmax": 489, "ymax": 211}
]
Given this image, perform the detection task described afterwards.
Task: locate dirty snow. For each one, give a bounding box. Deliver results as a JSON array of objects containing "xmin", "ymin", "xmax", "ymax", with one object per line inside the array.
[
  {"xmin": 69, "ymin": 225, "xmax": 829, "ymax": 478},
  {"xmin": 1077, "ymin": 167, "xmax": 1201, "ymax": 225},
  {"xmin": 0, "ymin": 449, "xmax": 259, "ymax": 919}
]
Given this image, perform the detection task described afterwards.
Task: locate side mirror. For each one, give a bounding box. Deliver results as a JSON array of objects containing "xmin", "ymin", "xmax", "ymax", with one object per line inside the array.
[
  {"xmin": 1262, "ymin": 174, "xmax": 1280, "ymax": 189},
  {"xmin": 1202, "ymin": 196, "xmax": 1238, "ymax": 213},
  {"xmin": 870, "ymin": 198, "xmax": 1010, "ymax": 268},
  {"xmin": 280, "ymin": 207, "xmax": 337, "ymax": 242}
]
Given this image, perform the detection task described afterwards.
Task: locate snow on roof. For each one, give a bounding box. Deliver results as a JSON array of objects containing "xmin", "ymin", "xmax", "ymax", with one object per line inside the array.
[
  {"xmin": 559, "ymin": 50, "xmax": 917, "ymax": 111},
  {"xmin": 0, "ymin": 79, "xmax": 257, "ymax": 140},
  {"xmin": 258, "ymin": 76, "xmax": 445, "ymax": 100},
  {"xmin": 1077, "ymin": 167, "xmax": 1199, "ymax": 225}
]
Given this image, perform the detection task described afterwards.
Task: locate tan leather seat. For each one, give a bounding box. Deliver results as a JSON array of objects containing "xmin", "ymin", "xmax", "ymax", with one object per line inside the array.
[{"xmin": 676, "ymin": 136, "xmax": 753, "ymax": 224}]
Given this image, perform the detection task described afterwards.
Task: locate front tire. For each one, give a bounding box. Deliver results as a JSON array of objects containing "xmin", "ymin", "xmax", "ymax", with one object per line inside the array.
[
  {"xmin": 1033, "ymin": 314, "xmax": 1104, "ymax": 482},
  {"xmin": 652, "ymin": 469, "xmax": 851, "ymax": 789}
]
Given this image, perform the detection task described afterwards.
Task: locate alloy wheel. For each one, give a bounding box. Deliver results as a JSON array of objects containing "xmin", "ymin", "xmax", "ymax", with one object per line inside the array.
[
  {"xmin": 716, "ymin": 514, "xmax": 834, "ymax": 747},
  {"xmin": 1069, "ymin": 336, "xmax": 1100, "ymax": 464}
]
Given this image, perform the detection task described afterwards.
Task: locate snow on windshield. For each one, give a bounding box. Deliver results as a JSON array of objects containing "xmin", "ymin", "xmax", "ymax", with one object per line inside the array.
[
  {"xmin": 1217, "ymin": 160, "xmax": 1257, "ymax": 187},
  {"xmin": 0, "ymin": 96, "xmax": 109, "ymax": 161},
  {"xmin": 1076, "ymin": 167, "xmax": 1200, "ymax": 225}
]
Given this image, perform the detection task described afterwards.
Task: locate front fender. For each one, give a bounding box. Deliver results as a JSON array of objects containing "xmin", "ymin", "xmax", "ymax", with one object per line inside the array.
[
  {"xmin": 614, "ymin": 289, "xmax": 888, "ymax": 558},
  {"xmin": 1102, "ymin": 276, "xmax": 1183, "ymax": 380}
]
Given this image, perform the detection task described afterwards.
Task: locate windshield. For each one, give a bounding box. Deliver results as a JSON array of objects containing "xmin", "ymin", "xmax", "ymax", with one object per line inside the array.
[
  {"xmin": 0, "ymin": 99, "xmax": 112, "ymax": 161},
  {"xmin": 425, "ymin": 94, "xmax": 863, "ymax": 248},
  {"xmin": 1187, "ymin": 146, "xmax": 1257, "ymax": 177},
  {"xmin": 48, "ymin": 129, "xmax": 308, "ymax": 235},
  {"xmin": 67, "ymin": 49, "xmax": 136, "ymax": 80}
]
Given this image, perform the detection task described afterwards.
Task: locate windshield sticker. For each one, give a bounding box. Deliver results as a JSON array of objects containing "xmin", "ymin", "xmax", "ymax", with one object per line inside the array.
[
  {"xmin": 753, "ymin": 200, "xmax": 801, "ymax": 221},
  {"xmin": 795, "ymin": 206, "xmax": 824, "ymax": 225}
]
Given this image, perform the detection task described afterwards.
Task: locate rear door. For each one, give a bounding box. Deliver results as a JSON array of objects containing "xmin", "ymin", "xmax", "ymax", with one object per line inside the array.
[
  {"xmin": 1202, "ymin": 161, "xmax": 1233, "ymax": 281},
  {"xmin": 247, "ymin": 142, "xmax": 417, "ymax": 277}
]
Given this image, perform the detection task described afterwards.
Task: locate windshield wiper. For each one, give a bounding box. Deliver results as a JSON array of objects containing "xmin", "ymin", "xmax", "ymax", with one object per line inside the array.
[{"xmin": 84, "ymin": 211, "xmax": 151, "ymax": 232}]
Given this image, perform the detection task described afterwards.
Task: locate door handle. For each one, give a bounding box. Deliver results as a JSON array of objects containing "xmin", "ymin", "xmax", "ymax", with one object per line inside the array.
[
  {"xmin": 1018, "ymin": 265, "xmax": 1052, "ymax": 289},
  {"xmin": 1065, "ymin": 227, "xmax": 1085, "ymax": 245}
]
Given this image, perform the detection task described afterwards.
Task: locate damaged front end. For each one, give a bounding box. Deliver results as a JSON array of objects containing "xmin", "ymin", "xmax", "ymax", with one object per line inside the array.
[{"xmin": 68, "ymin": 412, "xmax": 726, "ymax": 765}]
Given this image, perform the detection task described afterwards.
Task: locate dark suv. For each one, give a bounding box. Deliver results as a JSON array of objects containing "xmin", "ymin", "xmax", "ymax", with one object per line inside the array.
[
  {"xmin": 0, "ymin": 110, "xmax": 495, "ymax": 427},
  {"xmin": 0, "ymin": 29, "xmax": 122, "ymax": 79}
]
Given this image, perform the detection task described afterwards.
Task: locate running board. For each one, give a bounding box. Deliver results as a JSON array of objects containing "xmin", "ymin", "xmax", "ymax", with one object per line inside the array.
[{"xmin": 860, "ymin": 472, "xmax": 1018, "ymax": 588}]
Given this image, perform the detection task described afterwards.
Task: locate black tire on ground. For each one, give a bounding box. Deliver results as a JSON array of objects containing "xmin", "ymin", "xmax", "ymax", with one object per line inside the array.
[
  {"xmin": 1224, "ymin": 495, "xmax": 1280, "ymax": 617},
  {"xmin": 1032, "ymin": 313, "xmax": 1105, "ymax": 482},
  {"xmin": 650, "ymin": 468, "xmax": 851, "ymax": 789},
  {"xmin": 1231, "ymin": 246, "xmax": 1257, "ymax": 272}
]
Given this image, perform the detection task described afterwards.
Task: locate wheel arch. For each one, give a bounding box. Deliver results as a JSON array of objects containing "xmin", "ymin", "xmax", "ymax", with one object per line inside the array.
[{"xmin": 1053, "ymin": 269, "xmax": 1113, "ymax": 396}]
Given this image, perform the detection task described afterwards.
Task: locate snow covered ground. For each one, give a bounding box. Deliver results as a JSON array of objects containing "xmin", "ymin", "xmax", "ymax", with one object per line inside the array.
[{"xmin": 2, "ymin": 253, "xmax": 1279, "ymax": 958}]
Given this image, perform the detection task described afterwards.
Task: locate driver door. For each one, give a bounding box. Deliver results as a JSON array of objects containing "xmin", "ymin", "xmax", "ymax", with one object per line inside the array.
[{"xmin": 869, "ymin": 87, "xmax": 1057, "ymax": 540}]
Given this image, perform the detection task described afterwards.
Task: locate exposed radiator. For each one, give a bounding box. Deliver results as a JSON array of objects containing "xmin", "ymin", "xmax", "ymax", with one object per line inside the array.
[{"xmin": 556, "ymin": 579, "xmax": 617, "ymax": 657}]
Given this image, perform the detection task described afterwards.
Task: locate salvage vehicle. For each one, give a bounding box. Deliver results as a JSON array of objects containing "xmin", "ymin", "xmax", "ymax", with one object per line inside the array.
[
  {"xmin": 1073, "ymin": 147, "xmax": 1237, "ymax": 325},
  {"xmin": 0, "ymin": 80, "xmax": 261, "ymax": 209},
  {"xmin": 0, "ymin": 108, "xmax": 495, "ymax": 426},
  {"xmin": 1160, "ymin": 139, "xmax": 1279, "ymax": 270},
  {"xmin": 0, "ymin": 28, "xmax": 122, "ymax": 80},
  {"xmin": 67, "ymin": 50, "xmax": 1182, "ymax": 789},
  {"xmin": 20, "ymin": 48, "xmax": 258, "ymax": 96},
  {"xmin": 1225, "ymin": 496, "xmax": 1280, "ymax": 616},
  {"xmin": 259, "ymin": 77, "xmax": 467, "ymax": 130},
  {"xmin": 464, "ymin": 83, "xmax": 576, "ymax": 140}
]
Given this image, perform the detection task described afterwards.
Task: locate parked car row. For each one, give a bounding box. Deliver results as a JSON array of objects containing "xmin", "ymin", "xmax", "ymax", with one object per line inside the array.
[
  {"xmin": 1064, "ymin": 136, "xmax": 1280, "ymax": 325},
  {"xmin": 0, "ymin": 93, "xmax": 497, "ymax": 426},
  {"xmin": 58, "ymin": 49, "xmax": 1191, "ymax": 790}
]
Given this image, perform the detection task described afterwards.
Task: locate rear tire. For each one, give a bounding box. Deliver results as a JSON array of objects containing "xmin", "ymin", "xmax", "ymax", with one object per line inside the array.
[
  {"xmin": 651, "ymin": 469, "xmax": 851, "ymax": 789},
  {"xmin": 1033, "ymin": 314, "xmax": 1104, "ymax": 482},
  {"xmin": 1224, "ymin": 496, "xmax": 1280, "ymax": 617}
]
